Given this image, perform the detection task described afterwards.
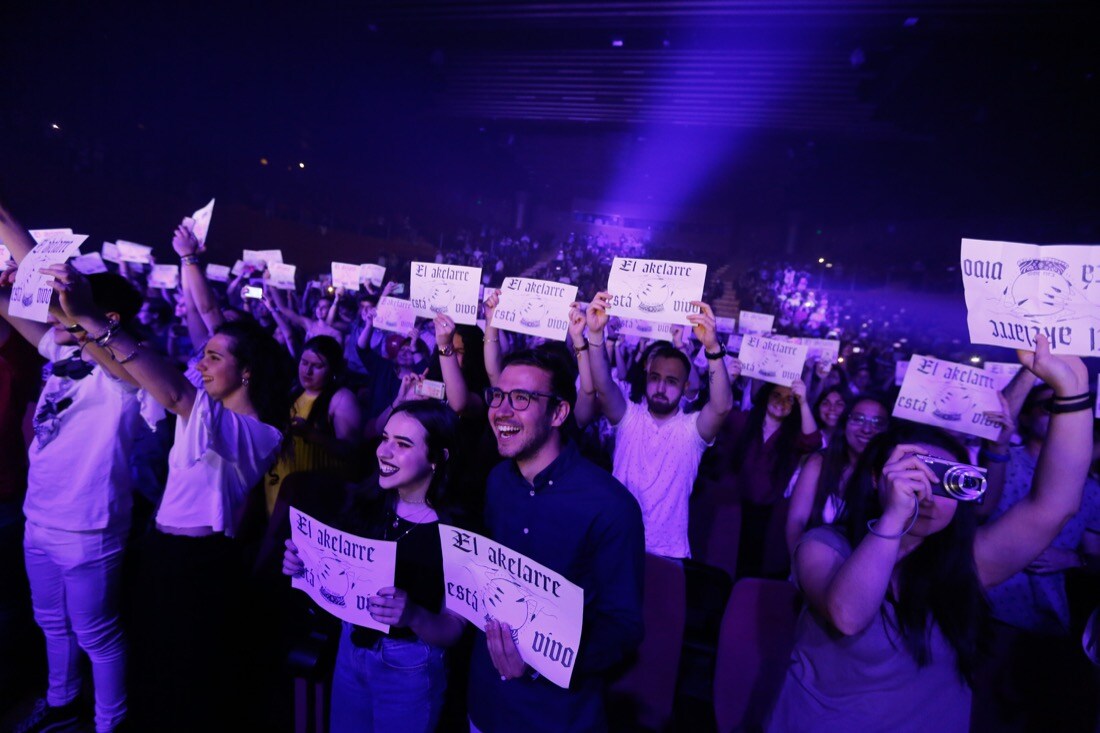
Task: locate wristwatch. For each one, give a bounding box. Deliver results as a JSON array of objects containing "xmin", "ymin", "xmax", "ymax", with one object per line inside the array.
[
  {"xmin": 439, "ymin": 344, "xmax": 456, "ymax": 357},
  {"xmin": 572, "ymin": 339, "xmax": 589, "ymax": 356},
  {"xmin": 704, "ymin": 346, "xmax": 727, "ymax": 360}
]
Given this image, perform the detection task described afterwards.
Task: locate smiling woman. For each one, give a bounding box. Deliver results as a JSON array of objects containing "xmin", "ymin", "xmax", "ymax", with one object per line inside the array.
[{"xmin": 282, "ymin": 400, "xmax": 467, "ymax": 733}]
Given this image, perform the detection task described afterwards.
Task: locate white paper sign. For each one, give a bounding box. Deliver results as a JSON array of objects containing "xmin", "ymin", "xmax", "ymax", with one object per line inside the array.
[
  {"xmin": 439, "ymin": 525, "xmax": 583, "ymax": 689},
  {"xmin": 737, "ymin": 334, "xmax": 808, "ymax": 386},
  {"xmin": 149, "ymin": 264, "xmax": 180, "ymax": 289},
  {"xmin": 116, "ymin": 240, "xmax": 152, "ymax": 264},
  {"xmin": 186, "ymin": 198, "xmax": 215, "ymax": 247},
  {"xmin": 231, "ymin": 260, "xmax": 246, "ymax": 277},
  {"xmin": 606, "ymin": 257, "xmax": 706, "ymax": 326},
  {"xmin": 331, "ymin": 262, "xmax": 361, "ymax": 291},
  {"xmin": 71, "ymin": 252, "xmax": 108, "ymax": 275},
  {"xmin": 802, "ymin": 337, "xmax": 840, "ymax": 364},
  {"xmin": 895, "ymin": 360, "xmax": 910, "ymax": 386},
  {"xmin": 726, "ymin": 332, "xmax": 744, "ymax": 353},
  {"xmin": 715, "ymin": 316, "xmax": 736, "ymax": 334},
  {"xmin": 613, "ymin": 316, "xmax": 676, "ymax": 341},
  {"xmin": 29, "ymin": 228, "xmax": 73, "ymax": 242},
  {"xmin": 961, "ymin": 238, "xmax": 1100, "ymax": 356},
  {"xmin": 493, "ymin": 277, "xmax": 578, "ymax": 341},
  {"xmin": 374, "ymin": 296, "xmax": 418, "ymax": 334},
  {"xmin": 409, "ymin": 262, "xmax": 482, "ymax": 326},
  {"xmin": 1096, "ymin": 375, "xmax": 1100, "ymax": 420},
  {"xmin": 9, "ymin": 234, "xmax": 88, "ymax": 322},
  {"xmin": 893, "ymin": 355, "xmax": 1003, "ymax": 440},
  {"xmin": 359, "ymin": 264, "xmax": 386, "ymax": 288},
  {"xmin": 206, "ymin": 263, "xmax": 231, "ymax": 282},
  {"xmin": 289, "ymin": 507, "xmax": 397, "ymax": 633},
  {"xmin": 737, "ymin": 310, "xmax": 775, "ymax": 335},
  {"xmin": 984, "ymin": 361, "xmax": 1023, "ymax": 392},
  {"xmin": 102, "ymin": 242, "xmax": 120, "ymax": 263},
  {"xmin": 268, "ymin": 262, "xmax": 297, "ymax": 290},
  {"xmin": 242, "ymin": 249, "xmax": 283, "ymax": 268}
]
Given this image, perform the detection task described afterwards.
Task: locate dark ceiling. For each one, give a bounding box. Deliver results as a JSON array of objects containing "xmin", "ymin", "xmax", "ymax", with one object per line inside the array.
[{"xmin": 1, "ymin": 0, "xmax": 1097, "ymax": 242}]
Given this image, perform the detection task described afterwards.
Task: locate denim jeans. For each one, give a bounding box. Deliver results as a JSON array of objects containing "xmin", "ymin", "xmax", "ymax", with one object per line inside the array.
[
  {"xmin": 24, "ymin": 520, "xmax": 127, "ymax": 733},
  {"xmin": 330, "ymin": 623, "xmax": 446, "ymax": 733}
]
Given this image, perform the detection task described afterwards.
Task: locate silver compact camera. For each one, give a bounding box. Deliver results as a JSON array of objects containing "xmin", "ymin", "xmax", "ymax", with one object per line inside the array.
[{"xmin": 916, "ymin": 454, "xmax": 987, "ymax": 502}]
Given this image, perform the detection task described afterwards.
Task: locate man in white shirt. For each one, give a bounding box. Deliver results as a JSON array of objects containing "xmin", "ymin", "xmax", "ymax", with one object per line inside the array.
[
  {"xmin": 582, "ymin": 291, "xmax": 733, "ymax": 558},
  {"xmin": 0, "ymin": 208, "xmax": 144, "ymax": 733}
]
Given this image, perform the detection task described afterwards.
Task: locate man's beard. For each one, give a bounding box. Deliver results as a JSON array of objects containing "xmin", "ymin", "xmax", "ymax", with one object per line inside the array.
[{"xmin": 647, "ymin": 395, "xmax": 678, "ymax": 416}]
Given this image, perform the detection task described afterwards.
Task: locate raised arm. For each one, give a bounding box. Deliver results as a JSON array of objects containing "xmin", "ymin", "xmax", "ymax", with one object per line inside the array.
[
  {"xmin": 568, "ymin": 304, "xmax": 597, "ymax": 429},
  {"xmin": 974, "ymin": 335, "xmax": 1092, "ymax": 587},
  {"xmin": 0, "ymin": 200, "xmax": 36, "ymax": 264},
  {"xmin": 975, "ymin": 392, "xmax": 1016, "ymax": 520},
  {"xmin": 797, "ymin": 444, "xmax": 937, "ymax": 635},
  {"xmin": 585, "ymin": 291, "xmax": 627, "ymax": 424},
  {"xmin": 434, "ymin": 314, "xmax": 474, "ymax": 415},
  {"xmin": 482, "ymin": 289, "xmax": 503, "ymax": 386},
  {"xmin": 269, "ymin": 285, "xmax": 312, "ymax": 332},
  {"xmin": 690, "ymin": 302, "xmax": 733, "ymax": 442},
  {"xmin": 45, "ymin": 263, "xmax": 198, "ymax": 418},
  {"xmin": 790, "ymin": 378, "xmax": 819, "ymax": 436},
  {"xmin": 172, "ymin": 222, "xmax": 225, "ymax": 333}
]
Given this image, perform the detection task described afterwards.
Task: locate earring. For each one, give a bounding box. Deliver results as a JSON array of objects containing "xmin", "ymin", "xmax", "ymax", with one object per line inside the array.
[{"xmin": 242, "ymin": 377, "xmax": 250, "ymax": 386}]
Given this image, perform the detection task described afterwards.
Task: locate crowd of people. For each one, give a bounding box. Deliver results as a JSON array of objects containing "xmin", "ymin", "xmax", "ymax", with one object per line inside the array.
[{"xmin": 0, "ymin": 196, "xmax": 1097, "ymax": 733}]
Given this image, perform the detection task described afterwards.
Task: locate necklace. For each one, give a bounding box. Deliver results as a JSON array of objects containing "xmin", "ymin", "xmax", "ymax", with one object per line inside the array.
[{"xmin": 387, "ymin": 503, "xmax": 435, "ymax": 541}]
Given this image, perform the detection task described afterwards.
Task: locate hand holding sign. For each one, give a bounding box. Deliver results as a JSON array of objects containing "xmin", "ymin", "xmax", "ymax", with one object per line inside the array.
[
  {"xmin": 486, "ymin": 618, "xmax": 528, "ymax": 680},
  {"xmin": 686, "ymin": 301, "xmax": 719, "ymax": 351},
  {"xmin": 1017, "ymin": 333, "xmax": 1089, "ymax": 398},
  {"xmin": 172, "ymin": 220, "xmax": 201, "ymax": 257},
  {"xmin": 41, "ymin": 263, "xmax": 97, "ymax": 323},
  {"xmin": 586, "ymin": 291, "xmax": 612, "ymax": 335}
]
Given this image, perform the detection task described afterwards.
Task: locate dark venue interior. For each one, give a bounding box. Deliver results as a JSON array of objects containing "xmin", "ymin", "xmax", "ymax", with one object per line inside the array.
[{"xmin": 0, "ymin": 1, "xmax": 1098, "ymax": 732}]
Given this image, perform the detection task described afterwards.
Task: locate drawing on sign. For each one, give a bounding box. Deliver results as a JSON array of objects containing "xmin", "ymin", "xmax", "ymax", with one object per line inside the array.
[
  {"xmin": 636, "ymin": 277, "xmax": 675, "ymax": 314},
  {"xmin": 460, "ymin": 560, "xmax": 560, "ymax": 641},
  {"xmin": 428, "ymin": 283, "xmax": 456, "ymax": 315},
  {"xmin": 930, "ymin": 386, "xmax": 979, "ymax": 423},
  {"xmin": 983, "ymin": 257, "xmax": 1095, "ymax": 322}
]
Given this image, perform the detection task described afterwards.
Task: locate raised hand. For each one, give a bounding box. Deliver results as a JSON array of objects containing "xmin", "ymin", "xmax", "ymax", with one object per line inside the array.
[
  {"xmin": 1017, "ymin": 333, "xmax": 1088, "ymax": 398},
  {"xmin": 483, "ymin": 289, "xmax": 501, "ymax": 328},
  {"xmin": 587, "ymin": 291, "xmax": 612, "ymax": 335},
  {"xmin": 434, "ymin": 313, "xmax": 456, "ymax": 349},
  {"xmin": 790, "ymin": 378, "xmax": 807, "ymax": 404},
  {"xmin": 567, "ymin": 303, "xmax": 586, "ymax": 346},
  {"xmin": 878, "ymin": 444, "xmax": 939, "ymax": 530},
  {"xmin": 40, "ymin": 263, "xmax": 99, "ymax": 322},
  {"xmin": 281, "ymin": 539, "xmax": 305, "ymax": 577},
  {"xmin": 171, "ymin": 220, "xmax": 201, "ymax": 257},
  {"xmin": 686, "ymin": 301, "xmax": 719, "ymax": 351}
]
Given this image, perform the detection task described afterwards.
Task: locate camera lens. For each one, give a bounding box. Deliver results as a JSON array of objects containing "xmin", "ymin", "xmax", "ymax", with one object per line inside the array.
[{"xmin": 941, "ymin": 466, "xmax": 987, "ymax": 502}]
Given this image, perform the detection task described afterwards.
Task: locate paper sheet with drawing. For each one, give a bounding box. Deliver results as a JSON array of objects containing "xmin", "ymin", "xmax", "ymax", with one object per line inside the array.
[
  {"xmin": 961, "ymin": 238, "xmax": 1100, "ymax": 356},
  {"xmin": 737, "ymin": 310, "xmax": 775, "ymax": 335},
  {"xmin": 737, "ymin": 334, "xmax": 808, "ymax": 386},
  {"xmin": 438, "ymin": 525, "xmax": 584, "ymax": 689},
  {"xmin": 148, "ymin": 264, "xmax": 179, "ymax": 290},
  {"xmin": 374, "ymin": 296, "xmax": 418, "ymax": 334},
  {"xmin": 606, "ymin": 257, "xmax": 706, "ymax": 326},
  {"xmin": 289, "ymin": 507, "xmax": 397, "ymax": 633},
  {"xmin": 613, "ymin": 316, "xmax": 676, "ymax": 341},
  {"xmin": 9, "ymin": 233, "xmax": 88, "ymax": 322},
  {"xmin": 893, "ymin": 355, "xmax": 1002, "ymax": 440},
  {"xmin": 268, "ymin": 262, "xmax": 297, "ymax": 290},
  {"xmin": 185, "ymin": 199, "xmax": 215, "ymax": 247},
  {"xmin": 493, "ymin": 277, "xmax": 578, "ymax": 341},
  {"xmin": 409, "ymin": 262, "xmax": 482, "ymax": 325},
  {"xmin": 360, "ymin": 264, "xmax": 386, "ymax": 288}
]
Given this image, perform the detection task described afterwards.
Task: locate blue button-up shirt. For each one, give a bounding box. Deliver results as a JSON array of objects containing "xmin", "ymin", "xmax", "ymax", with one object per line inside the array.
[{"xmin": 468, "ymin": 441, "xmax": 645, "ymax": 732}]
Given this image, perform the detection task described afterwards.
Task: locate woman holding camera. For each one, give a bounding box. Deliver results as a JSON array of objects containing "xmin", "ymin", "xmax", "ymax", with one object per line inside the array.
[{"xmin": 766, "ymin": 336, "xmax": 1093, "ymax": 732}]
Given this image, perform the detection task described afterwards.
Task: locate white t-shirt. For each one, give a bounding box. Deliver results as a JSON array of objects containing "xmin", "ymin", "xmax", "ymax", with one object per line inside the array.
[
  {"xmin": 612, "ymin": 400, "xmax": 711, "ymax": 558},
  {"xmin": 156, "ymin": 389, "xmax": 282, "ymax": 537},
  {"xmin": 25, "ymin": 332, "xmax": 143, "ymax": 531}
]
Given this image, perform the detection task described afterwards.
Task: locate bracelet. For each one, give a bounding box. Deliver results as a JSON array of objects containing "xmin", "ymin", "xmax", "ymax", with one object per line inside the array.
[
  {"xmin": 588, "ymin": 337, "xmax": 605, "ymax": 347},
  {"xmin": 64, "ymin": 323, "xmax": 86, "ymax": 334},
  {"xmin": 1046, "ymin": 397, "xmax": 1093, "ymax": 414},
  {"xmin": 114, "ymin": 343, "xmax": 144, "ymax": 365},
  {"xmin": 704, "ymin": 346, "xmax": 727, "ymax": 361},
  {"xmin": 866, "ymin": 497, "xmax": 920, "ymax": 539},
  {"xmin": 572, "ymin": 339, "xmax": 589, "ymax": 355},
  {"xmin": 980, "ymin": 447, "xmax": 1011, "ymax": 464},
  {"xmin": 180, "ymin": 254, "xmax": 201, "ymax": 266},
  {"xmin": 1052, "ymin": 391, "xmax": 1090, "ymax": 402},
  {"xmin": 438, "ymin": 344, "xmax": 456, "ymax": 357},
  {"xmin": 89, "ymin": 319, "xmax": 120, "ymax": 348},
  {"xmin": 483, "ymin": 337, "xmax": 498, "ymax": 344}
]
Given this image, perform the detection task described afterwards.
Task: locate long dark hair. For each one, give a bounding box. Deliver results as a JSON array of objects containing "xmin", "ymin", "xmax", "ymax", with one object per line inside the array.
[
  {"xmin": 809, "ymin": 395, "xmax": 891, "ymax": 530},
  {"xmin": 291, "ymin": 335, "xmax": 346, "ymax": 431},
  {"xmin": 729, "ymin": 382, "xmax": 804, "ymax": 489},
  {"xmin": 840, "ymin": 423, "xmax": 987, "ymax": 683},
  {"xmin": 215, "ymin": 320, "xmax": 292, "ymax": 431}
]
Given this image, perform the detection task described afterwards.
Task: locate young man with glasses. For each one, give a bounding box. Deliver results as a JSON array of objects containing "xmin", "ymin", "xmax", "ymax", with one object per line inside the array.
[
  {"xmin": 469, "ymin": 348, "xmax": 645, "ymax": 733},
  {"xmin": 582, "ymin": 291, "xmax": 733, "ymax": 559}
]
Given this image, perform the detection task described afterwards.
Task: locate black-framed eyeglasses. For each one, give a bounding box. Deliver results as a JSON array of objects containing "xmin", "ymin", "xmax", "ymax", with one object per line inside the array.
[{"xmin": 484, "ymin": 387, "xmax": 558, "ymax": 411}]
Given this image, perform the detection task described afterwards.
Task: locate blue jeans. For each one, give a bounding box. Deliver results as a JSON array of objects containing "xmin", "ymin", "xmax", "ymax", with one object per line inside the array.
[{"xmin": 330, "ymin": 623, "xmax": 446, "ymax": 733}]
